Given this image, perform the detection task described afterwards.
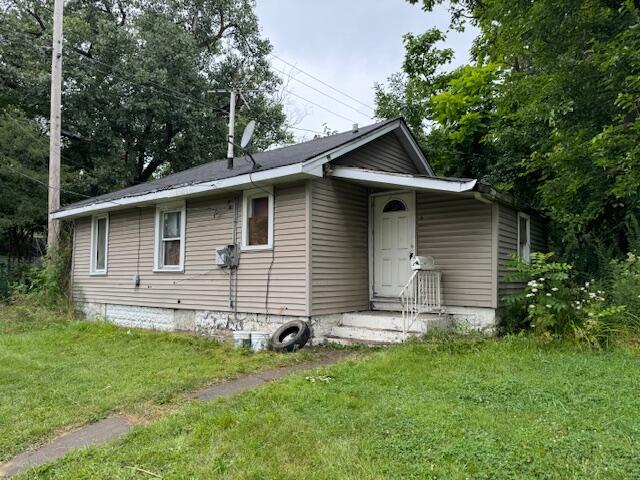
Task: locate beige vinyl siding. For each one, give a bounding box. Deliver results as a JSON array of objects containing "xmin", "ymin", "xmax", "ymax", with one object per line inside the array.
[
  {"xmin": 333, "ymin": 132, "xmax": 419, "ymax": 174},
  {"xmin": 310, "ymin": 178, "xmax": 369, "ymax": 315},
  {"xmin": 71, "ymin": 182, "xmax": 308, "ymax": 316},
  {"xmin": 416, "ymin": 192, "xmax": 494, "ymax": 308},
  {"xmin": 497, "ymin": 204, "xmax": 547, "ymax": 302}
]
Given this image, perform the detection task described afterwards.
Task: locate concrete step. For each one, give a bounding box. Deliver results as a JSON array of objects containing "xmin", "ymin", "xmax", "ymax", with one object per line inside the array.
[
  {"xmin": 342, "ymin": 311, "xmax": 452, "ymax": 333},
  {"xmin": 329, "ymin": 325, "xmax": 406, "ymax": 344},
  {"xmin": 342, "ymin": 311, "xmax": 422, "ymax": 333},
  {"xmin": 371, "ymin": 299, "xmax": 403, "ymax": 311},
  {"xmin": 324, "ymin": 336, "xmax": 390, "ymax": 347}
]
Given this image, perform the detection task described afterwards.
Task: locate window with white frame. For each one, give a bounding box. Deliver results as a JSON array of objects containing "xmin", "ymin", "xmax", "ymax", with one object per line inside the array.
[
  {"xmin": 517, "ymin": 212, "xmax": 531, "ymax": 261},
  {"xmin": 90, "ymin": 214, "xmax": 109, "ymax": 275},
  {"xmin": 154, "ymin": 203, "xmax": 186, "ymax": 271},
  {"xmin": 242, "ymin": 188, "xmax": 273, "ymax": 250}
]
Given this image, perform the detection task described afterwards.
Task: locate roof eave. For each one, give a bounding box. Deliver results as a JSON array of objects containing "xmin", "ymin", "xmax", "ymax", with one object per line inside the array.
[
  {"xmin": 51, "ymin": 162, "xmax": 322, "ymax": 220},
  {"xmin": 51, "ymin": 117, "xmax": 434, "ymax": 220}
]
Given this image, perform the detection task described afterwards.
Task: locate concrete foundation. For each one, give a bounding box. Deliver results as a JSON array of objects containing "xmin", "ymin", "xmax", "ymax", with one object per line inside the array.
[
  {"xmin": 75, "ymin": 302, "xmax": 342, "ymax": 345},
  {"xmin": 76, "ymin": 301, "xmax": 496, "ymax": 344}
]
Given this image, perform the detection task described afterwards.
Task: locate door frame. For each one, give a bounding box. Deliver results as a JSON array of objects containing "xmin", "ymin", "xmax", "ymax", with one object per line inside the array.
[{"xmin": 368, "ymin": 189, "xmax": 417, "ymax": 301}]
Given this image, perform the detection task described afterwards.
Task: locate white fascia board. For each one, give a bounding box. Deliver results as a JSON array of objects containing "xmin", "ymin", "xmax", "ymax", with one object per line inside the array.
[
  {"xmin": 299, "ymin": 119, "xmax": 434, "ymax": 176},
  {"xmin": 300, "ymin": 119, "xmax": 402, "ymax": 174},
  {"xmin": 398, "ymin": 122, "xmax": 434, "ymax": 175},
  {"xmin": 329, "ymin": 166, "xmax": 477, "ymax": 193},
  {"xmin": 51, "ymin": 162, "xmax": 321, "ymax": 220}
]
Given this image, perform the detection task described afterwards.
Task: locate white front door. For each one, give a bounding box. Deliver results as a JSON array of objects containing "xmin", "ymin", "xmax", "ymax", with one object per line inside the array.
[{"xmin": 372, "ymin": 192, "xmax": 415, "ymax": 298}]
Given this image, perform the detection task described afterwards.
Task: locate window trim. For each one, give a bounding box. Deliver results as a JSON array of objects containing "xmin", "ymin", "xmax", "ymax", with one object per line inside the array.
[
  {"xmin": 90, "ymin": 213, "xmax": 109, "ymax": 276},
  {"xmin": 517, "ymin": 212, "xmax": 531, "ymax": 262},
  {"xmin": 241, "ymin": 187, "xmax": 274, "ymax": 251},
  {"xmin": 153, "ymin": 201, "xmax": 186, "ymax": 272}
]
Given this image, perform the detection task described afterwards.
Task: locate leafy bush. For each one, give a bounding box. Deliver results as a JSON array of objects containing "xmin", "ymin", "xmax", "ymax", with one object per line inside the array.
[
  {"xmin": 11, "ymin": 233, "xmax": 73, "ymax": 309},
  {"xmin": 503, "ymin": 252, "xmax": 626, "ymax": 346},
  {"xmin": 610, "ymin": 252, "xmax": 640, "ymax": 318},
  {"xmin": 0, "ymin": 256, "xmax": 35, "ymax": 302}
]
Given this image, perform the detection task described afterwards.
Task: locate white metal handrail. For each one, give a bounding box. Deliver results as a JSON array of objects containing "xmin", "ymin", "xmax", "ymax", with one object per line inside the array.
[{"xmin": 399, "ymin": 270, "xmax": 442, "ymax": 341}]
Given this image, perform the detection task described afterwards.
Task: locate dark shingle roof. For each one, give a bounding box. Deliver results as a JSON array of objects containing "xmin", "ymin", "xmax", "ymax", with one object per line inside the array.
[{"xmin": 59, "ymin": 118, "xmax": 398, "ymax": 211}]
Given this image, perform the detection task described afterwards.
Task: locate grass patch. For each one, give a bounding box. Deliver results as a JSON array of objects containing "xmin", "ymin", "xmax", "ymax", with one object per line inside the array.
[
  {"xmin": 0, "ymin": 305, "xmax": 310, "ymax": 462},
  {"xmin": 21, "ymin": 336, "xmax": 640, "ymax": 479}
]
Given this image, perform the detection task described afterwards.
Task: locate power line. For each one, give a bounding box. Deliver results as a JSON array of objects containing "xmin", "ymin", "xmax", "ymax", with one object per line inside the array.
[
  {"xmin": 286, "ymin": 125, "xmax": 326, "ymax": 135},
  {"xmin": 270, "ymin": 53, "xmax": 375, "ymax": 112},
  {"xmin": 0, "ymin": 26, "xmax": 229, "ymax": 116},
  {"xmin": 3, "ymin": 24, "xmax": 377, "ymax": 131},
  {"xmin": 236, "ymin": 92, "xmax": 328, "ymax": 136},
  {"xmin": 3, "ymin": 27, "xmax": 365, "ymax": 138},
  {"xmin": 1, "ymin": 114, "xmax": 132, "ymax": 210},
  {"xmin": 3, "ymin": 114, "xmax": 259, "ymax": 213},
  {"xmin": 3, "ymin": 162, "xmax": 91, "ymax": 199},
  {"xmin": 63, "ymin": 53, "xmax": 229, "ymax": 115},
  {"xmin": 271, "ymin": 64, "xmax": 372, "ymax": 119},
  {"xmin": 285, "ymin": 88, "xmax": 357, "ymax": 124}
]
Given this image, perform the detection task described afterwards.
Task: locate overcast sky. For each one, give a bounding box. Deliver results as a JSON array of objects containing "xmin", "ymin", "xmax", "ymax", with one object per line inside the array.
[{"xmin": 255, "ymin": 0, "xmax": 479, "ymax": 141}]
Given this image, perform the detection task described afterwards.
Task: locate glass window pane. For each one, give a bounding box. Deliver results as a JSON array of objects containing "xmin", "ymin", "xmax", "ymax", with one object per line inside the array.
[
  {"xmin": 96, "ymin": 218, "xmax": 106, "ymax": 270},
  {"xmin": 162, "ymin": 211, "xmax": 181, "ymax": 239},
  {"xmin": 518, "ymin": 217, "xmax": 529, "ymax": 257},
  {"xmin": 383, "ymin": 200, "xmax": 406, "ymax": 212},
  {"xmin": 163, "ymin": 240, "xmax": 181, "ymax": 266},
  {"xmin": 250, "ymin": 197, "xmax": 269, "ymax": 218},
  {"xmin": 249, "ymin": 196, "xmax": 269, "ymax": 246},
  {"xmin": 519, "ymin": 218, "xmax": 527, "ymax": 245}
]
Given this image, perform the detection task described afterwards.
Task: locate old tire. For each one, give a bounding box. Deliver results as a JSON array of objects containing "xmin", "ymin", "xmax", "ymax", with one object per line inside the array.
[{"xmin": 271, "ymin": 320, "xmax": 311, "ymax": 352}]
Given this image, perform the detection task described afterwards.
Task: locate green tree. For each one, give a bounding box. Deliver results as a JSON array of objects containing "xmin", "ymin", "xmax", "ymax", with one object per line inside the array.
[
  {"xmin": 375, "ymin": 31, "xmax": 500, "ymax": 179},
  {"xmin": 0, "ymin": 0, "xmax": 290, "ymax": 197},
  {"xmin": 379, "ymin": 0, "xmax": 640, "ymax": 273},
  {"xmin": 0, "ymin": 0, "xmax": 291, "ymax": 261},
  {"xmin": 0, "ymin": 110, "xmax": 48, "ymax": 257}
]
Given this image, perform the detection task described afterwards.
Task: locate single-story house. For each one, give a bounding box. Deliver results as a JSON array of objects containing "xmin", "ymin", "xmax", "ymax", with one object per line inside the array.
[{"xmin": 52, "ymin": 118, "xmax": 545, "ymax": 344}]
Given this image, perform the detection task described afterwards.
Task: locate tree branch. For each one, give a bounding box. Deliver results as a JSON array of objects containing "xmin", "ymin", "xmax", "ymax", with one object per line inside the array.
[
  {"xmin": 0, "ymin": 76, "xmax": 19, "ymax": 90},
  {"xmin": 23, "ymin": 5, "xmax": 46, "ymax": 35},
  {"xmin": 138, "ymin": 156, "xmax": 165, "ymax": 183},
  {"xmin": 197, "ymin": 9, "xmax": 241, "ymax": 48},
  {"xmin": 138, "ymin": 122, "xmax": 179, "ymax": 182},
  {"xmin": 116, "ymin": 1, "xmax": 126, "ymax": 26},
  {"xmin": 70, "ymin": 44, "xmax": 93, "ymax": 59}
]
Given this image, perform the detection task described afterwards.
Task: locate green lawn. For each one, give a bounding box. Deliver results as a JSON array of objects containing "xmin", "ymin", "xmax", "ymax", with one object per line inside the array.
[
  {"xmin": 0, "ymin": 305, "xmax": 309, "ymax": 462},
  {"xmin": 20, "ymin": 336, "xmax": 640, "ymax": 479}
]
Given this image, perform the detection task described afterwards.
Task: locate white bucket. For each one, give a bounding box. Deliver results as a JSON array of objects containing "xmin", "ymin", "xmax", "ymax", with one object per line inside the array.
[
  {"xmin": 250, "ymin": 332, "xmax": 271, "ymax": 352},
  {"xmin": 232, "ymin": 331, "xmax": 252, "ymax": 348}
]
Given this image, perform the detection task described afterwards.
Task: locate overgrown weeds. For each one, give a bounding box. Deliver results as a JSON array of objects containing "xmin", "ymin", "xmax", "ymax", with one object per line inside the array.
[
  {"xmin": 502, "ymin": 252, "xmax": 640, "ymax": 347},
  {"xmin": 2, "ymin": 231, "xmax": 75, "ymax": 333}
]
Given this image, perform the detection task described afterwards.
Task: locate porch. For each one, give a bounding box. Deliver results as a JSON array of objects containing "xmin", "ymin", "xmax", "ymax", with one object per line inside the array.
[{"xmin": 316, "ymin": 167, "xmax": 499, "ymax": 343}]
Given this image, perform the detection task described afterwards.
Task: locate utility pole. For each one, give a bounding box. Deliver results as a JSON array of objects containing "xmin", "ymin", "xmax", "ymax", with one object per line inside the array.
[
  {"xmin": 227, "ymin": 90, "xmax": 236, "ymax": 168},
  {"xmin": 47, "ymin": 0, "xmax": 64, "ymax": 249}
]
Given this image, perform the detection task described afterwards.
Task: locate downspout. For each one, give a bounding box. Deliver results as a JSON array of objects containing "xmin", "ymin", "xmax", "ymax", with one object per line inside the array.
[
  {"xmin": 230, "ymin": 195, "xmax": 240, "ymax": 319},
  {"xmin": 69, "ymin": 219, "xmax": 76, "ymax": 304}
]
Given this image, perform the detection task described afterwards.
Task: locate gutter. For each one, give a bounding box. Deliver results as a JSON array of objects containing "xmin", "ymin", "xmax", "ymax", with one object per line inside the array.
[{"xmin": 51, "ymin": 162, "xmax": 323, "ymax": 220}]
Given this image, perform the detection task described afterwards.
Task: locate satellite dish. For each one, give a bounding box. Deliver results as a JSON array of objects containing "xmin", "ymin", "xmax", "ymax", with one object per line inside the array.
[{"xmin": 240, "ymin": 120, "xmax": 256, "ymax": 149}]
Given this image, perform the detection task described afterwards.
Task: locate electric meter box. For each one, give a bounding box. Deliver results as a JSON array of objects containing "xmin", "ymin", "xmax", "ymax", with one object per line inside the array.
[
  {"xmin": 216, "ymin": 244, "xmax": 238, "ymax": 269},
  {"xmin": 411, "ymin": 255, "xmax": 436, "ymax": 271}
]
